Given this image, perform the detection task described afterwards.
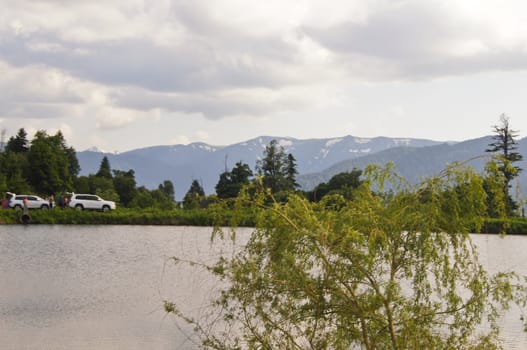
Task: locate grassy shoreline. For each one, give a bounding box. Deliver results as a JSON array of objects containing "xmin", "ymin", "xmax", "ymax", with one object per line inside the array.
[
  {"xmin": 1, "ymin": 208, "xmax": 526, "ymax": 234},
  {"xmin": 0, "ymin": 208, "xmax": 233, "ymax": 226}
]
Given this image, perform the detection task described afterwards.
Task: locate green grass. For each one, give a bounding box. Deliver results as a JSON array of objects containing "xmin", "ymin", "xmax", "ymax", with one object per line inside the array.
[
  {"xmin": 479, "ymin": 217, "xmax": 527, "ymax": 235},
  {"xmin": 0, "ymin": 207, "xmax": 255, "ymax": 226},
  {"xmin": 2, "ymin": 207, "xmax": 525, "ymax": 233}
]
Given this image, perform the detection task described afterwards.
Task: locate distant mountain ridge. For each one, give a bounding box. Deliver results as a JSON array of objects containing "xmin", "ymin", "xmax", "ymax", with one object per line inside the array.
[
  {"xmin": 298, "ymin": 136, "xmax": 527, "ymax": 199},
  {"xmin": 77, "ymin": 135, "xmax": 443, "ymax": 200},
  {"xmin": 77, "ymin": 135, "xmax": 527, "ymax": 201}
]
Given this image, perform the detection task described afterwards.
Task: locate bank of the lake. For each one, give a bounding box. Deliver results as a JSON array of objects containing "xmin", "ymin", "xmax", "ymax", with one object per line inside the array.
[
  {"xmin": 1, "ymin": 207, "xmax": 527, "ymax": 234},
  {"xmin": 0, "ymin": 207, "xmax": 256, "ymax": 227}
]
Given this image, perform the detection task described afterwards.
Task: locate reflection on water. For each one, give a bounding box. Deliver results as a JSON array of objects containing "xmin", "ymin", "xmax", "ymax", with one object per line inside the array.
[{"xmin": 1, "ymin": 226, "xmax": 527, "ymax": 349}]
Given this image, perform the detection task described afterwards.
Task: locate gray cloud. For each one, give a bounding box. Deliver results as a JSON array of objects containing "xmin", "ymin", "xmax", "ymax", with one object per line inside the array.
[
  {"xmin": 0, "ymin": 0, "xmax": 323, "ymax": 122},
  {"xmin": 112, "ymin": 85, "xmax": 310, "ymax": 120},
  {"xmin": 1, "ymin": 35, "xmax": 294, "ymax": 92},
  {"xmin": 2, "ymin": 0, "xmax": 527, "ymax": 134},
  {"xmin": 304, "ymin": 2, "xmax": 527, "ymax": 80}
]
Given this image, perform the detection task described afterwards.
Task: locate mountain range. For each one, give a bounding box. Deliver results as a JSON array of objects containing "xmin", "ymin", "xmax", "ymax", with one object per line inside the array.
[{"xmin": 77, "ymin": 135, "xmax": 527, "ymax": 201}]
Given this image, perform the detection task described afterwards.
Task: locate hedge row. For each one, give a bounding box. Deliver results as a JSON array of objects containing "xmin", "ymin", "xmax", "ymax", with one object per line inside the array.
[
  {"xmin": 0, "ymin": 208, "xmax": 254, "ymax": 226},
  {"xmin": 478, "ymin": 218, "xmax": 527, "ymax": 235},
  {"xmin": 1, "ymin": 208, "xmax": 526, "ymax": 234}
]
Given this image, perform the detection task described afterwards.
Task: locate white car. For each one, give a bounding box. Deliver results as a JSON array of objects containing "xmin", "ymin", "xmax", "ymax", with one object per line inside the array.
[
  {"xmin": 7, "ymin": 193, "xmax": 50, "ymax": 210},
  {"xmin": 68, "ymin": 194, "xmax": 116, "ymax": 211}
]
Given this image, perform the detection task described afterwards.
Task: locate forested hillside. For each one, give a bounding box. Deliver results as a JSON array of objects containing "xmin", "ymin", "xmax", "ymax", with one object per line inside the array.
[{"xmin": 298, "ymin": 136, "xmax": 527, "ymax": 198}]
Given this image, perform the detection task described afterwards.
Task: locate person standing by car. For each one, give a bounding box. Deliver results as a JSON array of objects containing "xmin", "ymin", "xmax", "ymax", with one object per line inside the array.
[{"xmin": 57, "ymin": 195, "xmax": 64, "ymax": 209}]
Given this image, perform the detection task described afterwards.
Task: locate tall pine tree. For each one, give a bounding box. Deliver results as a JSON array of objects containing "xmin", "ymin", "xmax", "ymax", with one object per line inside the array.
[
  {"xmin": 256, "ymin": 140, "xmax": 298, "ymax": 194},
  {"xmin": 5, "ymin": 128, "xmax": 29, "ymax": 153},
  {"xmin": 183, "ymin": 179, "xmax": 205, "ymax": 209},
  {"xmin": 486, "ymin": 114, "xmax": 523, "ymax": 215},
  {"xmin": 96, "ymin": 156, "xmax": 113, "ymax": 179}
]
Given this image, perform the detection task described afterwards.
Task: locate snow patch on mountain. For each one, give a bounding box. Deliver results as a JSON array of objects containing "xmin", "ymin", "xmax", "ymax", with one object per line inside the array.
[
  {"xmin": 77, "ymin": 134, "xmax": 447, "ymax": 200},
  {"xmin": 354, "ymin": 137, "xmax": 371, "ymax": 144},
  {"xmin": 199, "ymin": 144, "xmax": 216, "ymax": 152},
  {"xmin": 83, "ymin": 146, "xmax": 119, "ymax": 154},
  {"xmin": 189, "ymin": 143, "xmax": 217, "ymax": 152},
  {"xmin": 84, "ymin": 146, "xmax": 104, "ymax": 153},
  {"xmin": 278, "ymin": 139, "xmax": 293, "ymax": 148},
  {"xmin": 394, "ymin": 138, "xmax": 411, "ymax": 146},
  {"xmin": 325, "ymin": 138, "xmax": 343, "ymax": 147}
]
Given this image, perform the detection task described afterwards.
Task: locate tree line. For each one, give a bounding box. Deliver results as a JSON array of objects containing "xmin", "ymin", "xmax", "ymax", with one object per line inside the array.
[
  {"xmin": 0, "ymin": 128, "xmax": 175, "ymax": 209},
  {"xmin": 0, "ymin": 114, "xmax": 523, "ymax": 216},
  {"xmin": 0, "ymin": 129, "xmax": 358, "ymax": 211}
]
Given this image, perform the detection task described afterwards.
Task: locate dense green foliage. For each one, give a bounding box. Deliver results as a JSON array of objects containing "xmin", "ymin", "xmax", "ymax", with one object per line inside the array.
[
  {"xmin": 0, "ymin": 128, "xmax": 523, "ymax": 225},
  {"xmin": 166, "ymin": 164, "xmax": 527, "ymax": 349},
  {"xmin": 306, "ymin": 168, "xmax": 363, "ymax": 202},
  {"xmin": 0, "ymin": 129, "xmax": 79, "ymax": 195},
  {"xmin": 256, "ymin": 139, "xmax": 299, "ymax": 194},
  {"xmin": 480, "ymin": 217, "xmax": 527, "ymax": 235},
  {"xmin": 5, "ymin": 128, "xmax": 29, "ymax": 153},
  {"xmin": 183, "ymin": 180, "xmax": 206, "ymax": 209},
  {"xmin": 216, "ymin": 161, "xmax": 253, "ymax": 199},
  {"xmin": 96, "ymin": 156, "xmax": 113, "ymax": 179},
  {"xmin": 0, "ymin": 206, "xmax": 255, "ymax": 226},
  {"xmin": 0, "ymin": 128, "xmax": 176, "ymax": 210}
]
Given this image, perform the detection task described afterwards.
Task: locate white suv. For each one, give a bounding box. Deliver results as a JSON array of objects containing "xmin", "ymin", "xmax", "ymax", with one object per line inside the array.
[
  {"xmin": 68, "ymin": 194, "xmax": 116, "ymax": 211},
  {"xmin": 7, "ymin": 193, "xmax": 50, "ymax": 210}
]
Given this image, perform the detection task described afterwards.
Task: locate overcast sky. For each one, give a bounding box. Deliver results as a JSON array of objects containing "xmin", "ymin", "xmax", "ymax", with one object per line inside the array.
[{"xmin": 1, "ymin": 0, "xmax": 527, "ymax": 152}]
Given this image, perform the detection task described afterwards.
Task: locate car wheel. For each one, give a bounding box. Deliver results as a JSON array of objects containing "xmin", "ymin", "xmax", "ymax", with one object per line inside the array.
[
  {"xmin": 102, "ymin": 205, "xmax": 110, "ymax": 212},
  {"xmin": 13, "ymin": 204, "xmax": 23, "ymax": 210},
  {"xmin": 41, "ymin": 204, "xmax": 49, "ymax": 210},
  {"xmin": 75, "ymin": 204, "xmax": 84, "ymax": 211}
]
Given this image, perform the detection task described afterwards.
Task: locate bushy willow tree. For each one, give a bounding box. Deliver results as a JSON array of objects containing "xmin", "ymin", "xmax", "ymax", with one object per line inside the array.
[{"xmin": 166, "ymin": 163, "xmax": 527, "ymax": 350}]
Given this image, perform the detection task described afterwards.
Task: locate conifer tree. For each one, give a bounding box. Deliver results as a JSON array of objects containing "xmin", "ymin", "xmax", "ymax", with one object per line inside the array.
[
  {"xmin": 158, "ymin": 180, "xmax": 175, "ymax": 200},
  {"xmin": 486, "ymin": 114, "xmax": 523, "ymax": 214},
  {"xmin": 96, "ymin": 156, "xmax": 113, "ymax": 179},
  {"xmin": 183, "ymin": 179, "xmax": 205, "ymax": 209},
  {"xmin": 285, "ymin": 153, "xmax": 299, "ymax": 190},
  {"xmin": 256, "ymin": 140, "xmax": 298, "ymax": 194},
  {"xmin": 5, "ymin": 128, "xmax": 29, "ymax": 153}
]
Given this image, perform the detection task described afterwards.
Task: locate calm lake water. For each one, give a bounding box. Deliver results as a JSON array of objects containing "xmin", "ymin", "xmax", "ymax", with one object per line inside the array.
[{"xmin": 1, "ymin": 225, "xmax": 527, "ymax": 349}]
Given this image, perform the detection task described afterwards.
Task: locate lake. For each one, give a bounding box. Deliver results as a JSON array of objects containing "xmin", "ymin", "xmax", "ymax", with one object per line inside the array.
[{"xmin": 1, "ymin": 225, "xmax": 527, "ymax": 349}]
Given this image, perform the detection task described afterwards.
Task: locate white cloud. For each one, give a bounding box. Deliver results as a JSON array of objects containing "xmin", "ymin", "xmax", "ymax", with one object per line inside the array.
[
  {"xmin": 94, "ymin": 107, "xmax": 145, "ymax": 130},
  {"xmin": 1, "ymin": 1, "xmax": 527, "ymax": 151},
  {"xmin": 47, "ymin": 123, "xmax": 73, "ymax": 140},
  {"xmin": 171, "ymin": 135, "xmax": 191, "ymax": 145},
  {"xmin": 195, "ymin": 130, "xmax": 209, "ymax": 141}
]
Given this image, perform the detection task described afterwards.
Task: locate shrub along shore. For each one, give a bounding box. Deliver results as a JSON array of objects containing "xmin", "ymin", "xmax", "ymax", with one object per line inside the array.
[
  {"xmin": 0, "ymin": 207, "xmax": 526, "ymax": 234},
  {"xmin": 0, "ymin": 207, "xmax": 254, "ymax": 227}
]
